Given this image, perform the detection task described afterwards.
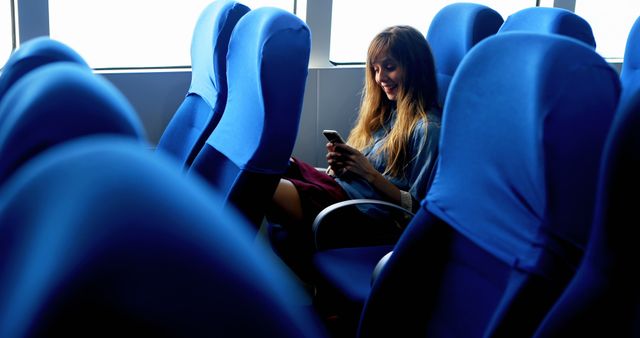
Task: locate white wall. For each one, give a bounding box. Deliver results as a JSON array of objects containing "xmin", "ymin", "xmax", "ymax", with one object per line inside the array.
[{"xmin": 293, "ymin": 67, "xmax": 364, "ymax": 166}]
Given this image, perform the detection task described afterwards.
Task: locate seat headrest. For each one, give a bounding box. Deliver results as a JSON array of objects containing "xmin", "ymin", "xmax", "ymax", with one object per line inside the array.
[
  {"xmin": 0, "ymin": 63, "xmax": 147, "ymax": 185},
  {"xmin": 427, "ymin": 3, "xmax": 504, "ymax": 106},
  {"xmin": 208, "ymin": 7, "xmax": 311, "ymax": 174},
  {"xmin": 189, "ymin": 0, "xmax": 250, "ymax": 108},
  {"xmin": 426, "ymin": 32, "xmax": 620, "ymax": 268},
  {"xmin": 620, "ymin": 16, "xmax": 640, "ymax": 88},
  {"xmin": 499, "ymin": 7, "xmax": 596, "ymax": 48},
  {"xmin": 427, "ymin": 3, "xmax": 504, "ymax": 76},
  {"xmin": 0, "ymin": 37, "xmax": 88, "ymax": 100}
]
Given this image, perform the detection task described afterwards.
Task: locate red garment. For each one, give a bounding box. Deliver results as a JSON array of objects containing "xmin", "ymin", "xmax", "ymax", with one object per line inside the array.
[{"xmin": 283, "ymin": 157, "xmax": 349, "ymax": 225}]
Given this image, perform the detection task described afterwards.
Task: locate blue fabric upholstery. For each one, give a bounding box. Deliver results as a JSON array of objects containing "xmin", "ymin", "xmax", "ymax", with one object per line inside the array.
[
  {"xmin": 620, "ymin": 16, "xmax": 640, "ymax": 91},
  {"xmin": 0, "ymin": 63, "xmax": 146, "ymax": 185},
  {"xmin": 311, "ymin": 244, "xmax": 394, "ymax": 336},
  {"xmin": 532, "ymin": 74, "xmax": 640, "ymax": 338},
  {"xmin": 190, "ymin": 7, "xmax": 310, "ymax": 228},
  {"xmin": 156, "ymin": 0, "xmax": 249, "ymax": 168},
  {"xmin": 427, "ymin": 3, "xmax": 503, "ymax": 106},
  {"xmin": 0, "ymin": 37, "xmax": 88, "ymax": 102},
  {"xmin": 428, "ymin": 32, "xmax": 618, "ymax": 274},
  {"xmin": 313, "ymin": 245, "xmax": 394, "ymax": 306},
  {"xmin": 498, "ymin": 7, "xmax": 596, "ymax": 48},
  {"xmin": 357, "ymin": 32, "xmax": 620, "ymax": 338},
  {"xmin": 359, "ymin": 212, "xmax": 510, "ymax": 338},
  {"xmin": 0, "ymin": 137, "xmax": 328, "ymax": 338}
]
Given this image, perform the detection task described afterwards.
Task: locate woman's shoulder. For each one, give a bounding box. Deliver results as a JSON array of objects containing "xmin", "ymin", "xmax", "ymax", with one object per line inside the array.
[
  {"xmin": 427, "ymin": 108, "xmax": 442, "ymax": 127},
  {"xmin": 416, "ymin": 110, "xmax": 441, "ymax": 133},
  {"xmin": 409, "ymin": 114, "xmax": 439, "ymax": 152}
]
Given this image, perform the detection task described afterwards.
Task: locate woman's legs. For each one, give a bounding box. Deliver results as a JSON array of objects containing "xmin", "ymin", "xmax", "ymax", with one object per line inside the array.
[
  {"xmin": 268, "ymin": 179, "xmax": 316, "ymax": 282},
  {"xmin": 268, "ymin": 178, "xmax": 304, "ymax": 227},
  {"xmin": 268, "ymin": 158, "xmax": 348, "ymax": 230}
]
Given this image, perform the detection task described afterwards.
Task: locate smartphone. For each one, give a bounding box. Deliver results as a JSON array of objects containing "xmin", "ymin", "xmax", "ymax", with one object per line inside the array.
[{"xmin": 322, "ymin": 129, "xmax": 346, "ymax": 144}]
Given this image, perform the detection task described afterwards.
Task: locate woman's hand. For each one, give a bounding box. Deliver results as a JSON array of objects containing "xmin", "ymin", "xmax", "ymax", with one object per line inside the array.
[
  {"xmin": 326, "ymin": 142, "xmax": 346, "ymax": 176},
  {"xmin": 327, "ymin": 142, "xmax": 378, "ymax": 183},
  {"xmin": 326, "ymin": 142, "xmax": 402, "ymax": 205}
]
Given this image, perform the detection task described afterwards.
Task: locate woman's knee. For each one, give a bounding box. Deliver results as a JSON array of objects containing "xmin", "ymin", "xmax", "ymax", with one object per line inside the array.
[{"xmin": 270, "ymin": 179, "xmax": 304, "ymax": 223}]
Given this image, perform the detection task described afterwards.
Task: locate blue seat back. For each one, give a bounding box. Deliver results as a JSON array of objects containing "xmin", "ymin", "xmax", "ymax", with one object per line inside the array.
[
  {"xmin": 532, "ymin": 76, "xmax": 640, "ymax": 338},
  {"xmin": 358, "ymin": 32, "xmax": 620, "ymax": 338},
  {"xmin": 620, "ymin": 16, "xmax": 640, "ymax": 91},
  {"xmin": 0, "ymin": 137, "xmax": 327, "ymax": 338},
  {"xmin": 0, "ymin": 63, "xmax": 146, "ymax": 185},
  {"xmin": 0, "ymin": 37, "xmax": 88, "ymax": 102},
  {"xmin": 190, "ymin": 7, "xmax": 311, "ymax": 228},
  {"xmin": 498, "ymin": 7, "xmax": 596, "ymax": 48},
  {"xmin": 156, "ymin": 0, "xmax": 250, "ymax": 167},
  {"xmin": 427, "ymin": 3, "xmax": 503, "ymax": 106}
]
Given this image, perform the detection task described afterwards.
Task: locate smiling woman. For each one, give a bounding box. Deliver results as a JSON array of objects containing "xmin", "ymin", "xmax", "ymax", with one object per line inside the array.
[{"xmin": 0, "ymin": 0, "xmax": 13, "ymax": 67}]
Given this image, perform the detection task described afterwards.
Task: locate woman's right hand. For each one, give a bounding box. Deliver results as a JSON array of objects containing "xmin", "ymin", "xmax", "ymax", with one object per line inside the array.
[{"xmin": 326, "ymin": 142, "xmax": 346, "ymax": 176}]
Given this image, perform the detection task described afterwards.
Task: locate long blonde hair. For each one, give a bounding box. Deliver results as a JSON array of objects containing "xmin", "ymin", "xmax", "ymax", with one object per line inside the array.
[{"xmin": 347, "ymin": 25, "xmax": 439, "ymax": 177}]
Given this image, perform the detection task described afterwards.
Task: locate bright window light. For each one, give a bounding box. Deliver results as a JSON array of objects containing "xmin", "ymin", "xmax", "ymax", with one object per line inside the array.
[
  {"xmin": 330, "ymin": 0, "xmax": 536, "ymax": 64},
  {"xmin": 0, "ymin": 0, "xmax": 12, "ymax": 68},
  {"xmin": 537, "ymin": 0, "xmax": 555, "ymax": 7},
  {"xmin": 49, "ymin": 0, "xmax": 294, "ymax": 69},
  {"xmin": 574, "ymin": 1, "xmax": 640, "ymax": 59}
]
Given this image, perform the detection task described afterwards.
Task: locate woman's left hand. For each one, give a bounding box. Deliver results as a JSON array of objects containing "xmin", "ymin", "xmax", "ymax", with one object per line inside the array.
[{"xmin": 333, "ymin": 143, "xmax": 379, "ymax": 183}]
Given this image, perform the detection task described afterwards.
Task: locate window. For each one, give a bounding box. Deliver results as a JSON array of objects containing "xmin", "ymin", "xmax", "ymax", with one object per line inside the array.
[
  {"xmin": 1, "ymin": 0, "xmax": 13, "ymax": 68},
  {"xmin": 48, "ymin": 0, "xmax": 295, "ymax": 69},
  {"xmin": 330, "ymin": 0, "xmax": 537, "ymax": 64},
  {"xmin": 537, "ymin": 0, "xmax": 555, "ymax": 7},
  {"xmin": 574, "ymin": 1, "xmax": 640, "ymax": 59}
]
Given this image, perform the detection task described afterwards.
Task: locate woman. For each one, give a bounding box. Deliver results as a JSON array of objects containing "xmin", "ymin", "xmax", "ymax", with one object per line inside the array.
[{"xmin": 269, "ymin": 25, "xmax": 441, "ymax": 234}]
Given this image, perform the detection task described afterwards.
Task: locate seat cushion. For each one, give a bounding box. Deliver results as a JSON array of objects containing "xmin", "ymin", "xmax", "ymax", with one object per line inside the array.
[{"xmin": 312, "ymin": 245, "xmax": 394, "ymax": 306}]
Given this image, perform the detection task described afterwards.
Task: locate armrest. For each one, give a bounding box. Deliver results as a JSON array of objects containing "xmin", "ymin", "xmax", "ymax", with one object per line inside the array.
[
  {"xmin": 313, "ymin": 199, "xmax": 414, "ymax": 250},
  {"xmin": 371, "ymin": 251, "xmax": 393, "ymax": 286}
]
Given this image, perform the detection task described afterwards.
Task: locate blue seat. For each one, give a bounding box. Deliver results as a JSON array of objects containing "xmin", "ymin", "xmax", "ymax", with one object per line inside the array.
[
  {"xmin": 356, "ymin": 32, "xmax": 620, "ymax": 338},
  {"xmin": 0, "ymin": 137, "xmax": 328, "ymax": 338},
  {"xmin": 156, "ymin": 0, "xmax": 250, "ymax": 168},
  {"xmin": 498, "ymin": 7, "xmax": 596, "ymax": 48},
  {"xmin": 189, "ymin": 7, "xmax": 311, "ymax": 229},
  {"xmin": 531, "ymin": 71, "xmax": 640, "ymax": 338},
  {"xmin": 0, "ymin": 37, "xmax": 88, "ymax": 103},
  {"xmin": 0, "ymin": 63, "xmax": 146, "ymax": 185},
  {"xmin": 427, "ymin": 3, "xmax": 503, "ymax": 106},
  {"xmin": 620, "ymin": 16, "xmax": 640, "ymax": 91}
]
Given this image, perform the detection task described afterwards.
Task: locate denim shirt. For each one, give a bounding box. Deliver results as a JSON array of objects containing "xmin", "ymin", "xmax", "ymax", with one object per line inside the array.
[{"xmin": 336, "ymin": 111, "xmax": 441, "ymax": 209}]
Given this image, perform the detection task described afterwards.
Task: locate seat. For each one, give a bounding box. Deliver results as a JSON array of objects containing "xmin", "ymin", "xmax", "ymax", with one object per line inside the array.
[
  {"xmin": 531, "ymin": 71, "xmax": 640, "ymax": 338},
  {"xmin": 355, "ymin": 32, "xmax": 620, "ymax": 338},
  {"xmin": 189, "ymin": 7, "xmax": 311, "ymax": 229},
  {"xmin": 498, "ymin": 7, "xmax": 596, "ymax": 48},
  {"xmin": 427, "ymin": 3, "xmax": 503, "ymax": 106},
  {"xmin": 0, "ymin": 37, "xmax": 88, "ymax": 102},
  {"xmin": 0, "ymin": 136, "xmax": 328, "ymax": 338},
  {"xmin": 155, "ymin": 0, "xmax": 250, "ymax": 168},
  {"xmin": 0, "ymin": 62, "xmax": 146, "ymax": 186},
  {"xmin": 620, "ymin": 16, "xmax": 640, "ymax": 92}
]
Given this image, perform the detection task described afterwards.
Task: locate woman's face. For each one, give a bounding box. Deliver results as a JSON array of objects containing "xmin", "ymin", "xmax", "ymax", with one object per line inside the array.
[{"xmin": 372, "ymin": 54, "xmax": 402, "ymax": 101}]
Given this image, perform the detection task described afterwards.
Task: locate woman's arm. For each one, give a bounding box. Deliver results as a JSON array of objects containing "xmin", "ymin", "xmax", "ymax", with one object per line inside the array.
[{"xmin": 328, "ymin": 142, "xmax": 402, "ymax": 205}]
